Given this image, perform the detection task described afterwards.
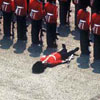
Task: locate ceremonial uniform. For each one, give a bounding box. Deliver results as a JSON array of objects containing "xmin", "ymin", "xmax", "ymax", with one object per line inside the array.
[
  {"xmin": 14, "ymin": 0, "xmax": 27, "ymax": 41},
  {"xmin": 29, "ymin": 0, "xmax": 44, "ymax": 45},
  {"xmin": 59, "ymin": 0, "xmax": 71, "ymax": 26},
  {"xmin": 40, "ymin": 52, "xmax": 63, "ymax": 65},
  {"xmin": 90, "ymin": 0, "xmax": 100, "ymax": 60},
  {"xmin": 2, "ymin": 0, "xmax": 15, "ymax": 37},
  {"xmin": 91, "ymin": 13, "xmax": 100, "ymax": 60},
  {"xmin": 40, "ymin": 46, "xmax": 79, "ymax": 65},
  {"xmin": 32, "ymin": 44, "xmax": 79, "ymax": 73},
  {"xmin": 77, "ymin": 9, "xmax": 90, "ymax": 55},
  {"xmin": 44, "ymin": 1, "xmax": 58, "ymax": 48}
]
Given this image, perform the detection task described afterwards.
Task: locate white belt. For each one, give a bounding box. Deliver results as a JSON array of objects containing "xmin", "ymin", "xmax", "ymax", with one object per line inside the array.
[
  {"xmin": 46, "ymin": 13, "xmax": 53, "ymax": 23},
  {"xmin": 2, "ymin": 2, "xmax": 10, "ymax": 11},
  {"xmin": 78, "ymin": 20, "xmax": 86, "ymax": 30},
  {"xmin": 93, "ymin": 24, "xmax": 100, "ymax": 34},
  {"xmin": 30, "ymin": 9, "xmax": 39, "ymax": 19},
  {"xmin": 15, "ymin": 6, "xmax": 24, "ymax": 15}
]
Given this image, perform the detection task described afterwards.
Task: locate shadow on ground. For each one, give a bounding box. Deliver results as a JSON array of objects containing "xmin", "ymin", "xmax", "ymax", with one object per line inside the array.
[
  {"xmin": 0, "ymin": 37, "xmax": 13, "ymax": 49},
  {"xmin": 91, "ymin": 60, "xmax": 100, "ymax": 74},
  {"xmin": 13, "ymin": 40, "xmax": 26, "ymax": 54},
  {"xmin": 71, "ymin": 28, "xmax": 80, "ymax": 41},
  {"xmin": 77, "ymin": 55, "xmax": 90, "ymax": 69},
  {"xmin": 57, "ymin": 26, "xmax": 71, "ymax": 37},
  {"xmin": 28, "ymin": 44, "xmax": 42, "ymax": 57}
]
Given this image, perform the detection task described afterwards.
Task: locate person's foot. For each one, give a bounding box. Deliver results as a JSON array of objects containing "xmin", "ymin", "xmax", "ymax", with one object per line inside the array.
[{"xmin": 3, "ymin": 35, "xmax": 11, "ymax": 40}]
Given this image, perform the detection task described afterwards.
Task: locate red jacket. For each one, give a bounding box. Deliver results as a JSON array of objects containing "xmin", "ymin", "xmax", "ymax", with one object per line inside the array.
[
  {"xmin": 0, "ymin": 0, "xmax": 3, "ymax": 10},
  {"xmin": 29, "ymin": 0, "xmax": 44, "ymax": 20},
  {"xmin": 72, "ymin": 0, "xmax": 79, "ymax": 5},
  {"xmin": 44, "ymin": 2, "xmax": 58, "ymax": 24},
  {"xmin": 40, "ymin": 52, "xmax": 63, "ymax": 65},
  {"xmin": 77, "ymin": 9, "xmax": 90, "ymax": 30},
  {"xmin": 1, "ymin": 0, "xmax": 15, "ymax": 12},
  {"xmin": 91, "ymin": 13, "xmax": 100, "ymax": 35},
  {"xmin": 14, "ymin": 0, "xmax": 27, "ymax": 16}
]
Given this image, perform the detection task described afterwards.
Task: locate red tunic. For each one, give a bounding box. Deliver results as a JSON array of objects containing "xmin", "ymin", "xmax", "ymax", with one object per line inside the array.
[
  {"xmin": 14, "ymin": 0, "xmax": 27, "ymax": 16},
  {"xmin": 0, "ymin": 0, "xmax": 3, "ymax": 10},
  {"xmin": 44, "ymin": 2, "xmax": 58, "ymax": 23},
  {"xmin": 40, "ymin": 52, "xmax": 63, "ymax": 65},
  {"xmin": 91, "ymin": 13, "xmax": 100, "ymax": 35},
  {"xmin": 1, "ymin": 0, "xmax": 15, "ymax": 12},
  {"xmin": 29, "ymin": 0, "xmax": 44, "ymax": 20},
  {"xmin": 77, "ymin": 9, "xmax": 90, "ymax": 30}
]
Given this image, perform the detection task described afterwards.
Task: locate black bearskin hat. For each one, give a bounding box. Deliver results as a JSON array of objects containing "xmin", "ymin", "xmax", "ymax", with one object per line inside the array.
[
  {"xmin": 32, "ymin": 61, "xmax": 46, "ymax": 74},
  {"xmin": 93, "ymin": 0, "xmax": 100, "ymax": 13},
  {"xmin": 79, "ymin": 0, "xmax": 90, "ymax": 9},
  {"xmin": 47, "ymin": 0, "xmax": 56, "ymax": 4}
]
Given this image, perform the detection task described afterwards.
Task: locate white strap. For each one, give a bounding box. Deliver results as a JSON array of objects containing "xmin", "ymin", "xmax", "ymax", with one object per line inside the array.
[
  {"xmin": 30, "ymin": 9, "xmax": 39, "ymax": 19},
  {"xmin": 78, "ymin": 20, "xmax": 86, "ymax": 29},
  {"xmin": 2, "ymin": 2, "xmax": 10, "ymax": 11},
  {"xmin": 15, "ymin": 6, "xmax": 24, "ymax": 15},
  {"xmin": 42, "ymin": 54, "xmax": 56, "ymax": 64},
  {"xmin": 93, "ymin": 24, "xmax": 100, "ymax": 34}
]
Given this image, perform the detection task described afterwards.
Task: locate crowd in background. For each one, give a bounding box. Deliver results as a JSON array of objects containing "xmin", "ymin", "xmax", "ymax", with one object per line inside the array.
[{"xmin": 0, "ymin": 0, "xmax": 100, "ymax": 61}]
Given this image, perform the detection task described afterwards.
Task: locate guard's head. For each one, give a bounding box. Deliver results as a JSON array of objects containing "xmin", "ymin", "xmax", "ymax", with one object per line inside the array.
[
  {"xmin": 79, "ymin": 0, "xmax": 90, "ymax": 9},
  {"xmin": 32, "ymin": 61, "xmax": 46, "ymax": 74}
]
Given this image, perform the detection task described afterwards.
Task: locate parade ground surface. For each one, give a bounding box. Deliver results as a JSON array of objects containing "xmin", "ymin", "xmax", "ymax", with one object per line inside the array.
[{"xmin": 0, "ymin": 3, "xmax": 100, "ymax": 100}]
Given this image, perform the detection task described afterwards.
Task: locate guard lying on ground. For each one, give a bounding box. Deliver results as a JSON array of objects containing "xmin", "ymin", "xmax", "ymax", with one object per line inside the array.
[{"xmin": 32, "ymin": 44, "xmax": 79, "ymax": 74}]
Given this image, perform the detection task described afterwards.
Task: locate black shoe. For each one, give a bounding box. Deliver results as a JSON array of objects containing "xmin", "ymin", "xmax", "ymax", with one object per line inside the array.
[{"xmin": 3, "ymin": 35, "xmax": 10, "ymax": 40}]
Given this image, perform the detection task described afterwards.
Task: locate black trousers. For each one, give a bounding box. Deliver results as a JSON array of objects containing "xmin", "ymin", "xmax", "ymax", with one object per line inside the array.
[
  {"xmin": 31, "ymin": 19, "xmax": 42, "ymax": 44},
  {"xmin": 59, "ymin": 1, "xmax": 71, "ymax": 25},
  {"xmin": 59, "ymin": 47, "xmax": 79, "ymax": 60},
  {"xmin": 17, "ymin": 16, "xmax": 27, "ymax": 40},
  {"xmin": 94, "ymin": 34, "xmax": 100, "ymax": 60},
  {"xmin": 75, "ymin": 5, "xmax": 79, "ymax": 28},
  {"xmin": 80, "ymin": 29, "xmax": 89, "ymax": 55},
  {"xmin": 3, "ymin": 12, "xmax": 12, "ymax": 37},
  {"xmin": 46, "ymin": 23, "xmax": 57, "ymax": 47}
]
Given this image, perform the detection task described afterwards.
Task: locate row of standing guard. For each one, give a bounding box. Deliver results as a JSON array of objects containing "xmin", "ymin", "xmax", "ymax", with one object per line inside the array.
[
  {"xmin": 0, "ymin": 0, "xmax": 100, "ymax": 61},
  {"xmin": 76, "ymin": 0, "xmax": 100, "ymax": 61}
]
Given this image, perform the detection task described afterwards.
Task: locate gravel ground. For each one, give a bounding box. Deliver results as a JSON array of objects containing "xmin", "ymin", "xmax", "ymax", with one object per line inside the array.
[{"xmin": 0, "ymin": 3, "xmax": 100, "ymax": 100}]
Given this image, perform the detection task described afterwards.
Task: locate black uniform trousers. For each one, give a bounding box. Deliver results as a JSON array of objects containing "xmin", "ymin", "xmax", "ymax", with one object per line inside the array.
[
  {"xmin": 46, "ymin": 23, "xmax": 57, "ymax": 47},
  {"xmin": 75, "ymin": 5, "xmax": 80, "ymax": 28},
  {"xmin": 94, "ymin": 34, "xmax": 100, "ymax": 60},
  {"xmin": 80, "ymin": 29, "xmax": 90, "ymax": 55},
  {"xmin": 59, "ymin": 0, "xmax": 71, "ymax": 26},
  {"xmin": 16, "ymin": 16, "xmax": 27, "ymax": 40},
  {"xmin": 3, "ymin": 11, "xmax": 12, "ymax": 37},
  {"xmin": 31, "ymin": 19, "xmax": 42, "ymax": 44}
]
